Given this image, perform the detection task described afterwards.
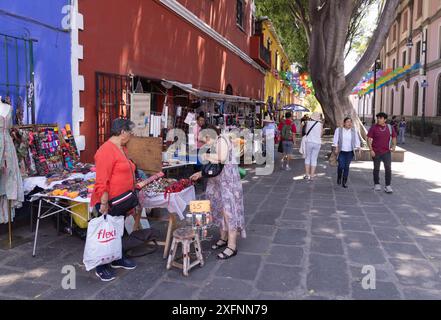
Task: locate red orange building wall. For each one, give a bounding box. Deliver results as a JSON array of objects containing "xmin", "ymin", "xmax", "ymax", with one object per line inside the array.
[{"xmin": 78, "ymin": 0, "xmax": 264, "ymax": 162}]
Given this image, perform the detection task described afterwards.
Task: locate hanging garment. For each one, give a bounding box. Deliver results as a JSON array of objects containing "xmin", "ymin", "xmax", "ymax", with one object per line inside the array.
[{"xmin": 0, "ymin": 103, "xmax": 24, "ymax": 223}]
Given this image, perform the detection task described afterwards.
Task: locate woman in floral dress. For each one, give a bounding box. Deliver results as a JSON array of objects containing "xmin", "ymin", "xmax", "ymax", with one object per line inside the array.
[{"xmin": 191, "ymin": 125, "xmax": 245, "ymax": 259}]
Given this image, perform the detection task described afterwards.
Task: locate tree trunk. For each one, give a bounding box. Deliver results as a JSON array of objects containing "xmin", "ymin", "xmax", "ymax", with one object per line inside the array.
[
  {"xmin": 315, "ymin": 88, "xmax": 367, "ymax": 140},
  {"xmin": 308, "ymin": 1, "xmax": 354, "ymax": 127},
  {"xmin": 306, "ymin": 0, "xmax": 400, "ymax": 141}
]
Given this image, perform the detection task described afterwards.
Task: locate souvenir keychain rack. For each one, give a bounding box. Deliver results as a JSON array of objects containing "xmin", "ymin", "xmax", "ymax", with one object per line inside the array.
[
  {"xmin": 13, "ymin": 123, "xmax": 79, "ymax": 176},
  {"xmin": 186, "ymin": 200, "xmax": 214, "ymax": 241}
]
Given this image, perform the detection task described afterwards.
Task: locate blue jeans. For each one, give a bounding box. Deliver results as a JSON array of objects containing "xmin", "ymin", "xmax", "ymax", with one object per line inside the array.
[
  {"xmin": 282, "ymin": 141, "xmax": 294, "ymax": 155},
  {"xmin": 338, "ymin": 151, "xmax": 354, "ymax": 178},
  {"xmin": 398, "ymin": 127, "xmax": 406, "ymax": 144}
]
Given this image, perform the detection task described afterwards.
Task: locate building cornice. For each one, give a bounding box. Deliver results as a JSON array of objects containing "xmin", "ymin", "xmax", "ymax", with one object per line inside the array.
[{"xmin": 159, "ymin": 0, "xmax": 266, "ymax": 75}]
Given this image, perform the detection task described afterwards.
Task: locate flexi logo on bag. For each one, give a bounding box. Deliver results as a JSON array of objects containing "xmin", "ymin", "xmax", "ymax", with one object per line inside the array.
[{"xmin": 97, "ymin": 228, "xmax": 117, "ymax": 243}]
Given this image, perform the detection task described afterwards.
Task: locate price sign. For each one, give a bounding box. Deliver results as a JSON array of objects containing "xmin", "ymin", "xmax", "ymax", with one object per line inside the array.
[{"xmin": 190, "ymin": 200, "xmax": 211, "ymax": 213}]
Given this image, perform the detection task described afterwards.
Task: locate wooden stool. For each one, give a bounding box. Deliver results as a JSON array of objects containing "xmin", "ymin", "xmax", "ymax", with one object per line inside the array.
[{"xmin": 166, "ymin": 226, "xmax": 204, "ymax": 276}]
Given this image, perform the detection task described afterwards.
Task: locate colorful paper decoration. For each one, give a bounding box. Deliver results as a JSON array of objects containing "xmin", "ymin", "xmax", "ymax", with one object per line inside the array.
[
  {"xmin": 279, "ymin": 71, "xmax": 315, "ymax": 96},
  {"xmin": 352, "ymin": 62, "xmax": 421, "ymax": 96}
]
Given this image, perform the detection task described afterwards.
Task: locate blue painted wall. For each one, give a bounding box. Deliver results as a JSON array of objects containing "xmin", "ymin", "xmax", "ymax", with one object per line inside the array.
[{"xmin": 0, "ymin": 0, "xmax": 72, "ymax": 126}]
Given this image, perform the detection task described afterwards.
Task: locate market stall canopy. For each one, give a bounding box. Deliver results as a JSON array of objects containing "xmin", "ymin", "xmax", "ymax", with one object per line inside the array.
[
  {"xmin": 162, "ymin": 80, "xmax": 264, "ymax": 105},
  {"xmin": 281, "ymin": 104, "xmax": 310, "ymax": 112}
]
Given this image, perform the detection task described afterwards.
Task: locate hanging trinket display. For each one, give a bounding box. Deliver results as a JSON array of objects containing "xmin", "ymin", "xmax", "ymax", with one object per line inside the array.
[
  {"xmin": 9, "ymin": 127, "xmax": 37, "ymax": 177},
  {"xmin": 10, "ymin": 124, "xmax": 81, "ymax": 177},
  {"xmin": 35, "ymin": 126, "xmax": 64, "ymax": 174}
]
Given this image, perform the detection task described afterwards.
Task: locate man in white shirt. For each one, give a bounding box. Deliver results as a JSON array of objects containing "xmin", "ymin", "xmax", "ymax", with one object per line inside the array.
[
  {"xmin": 262, "ymin": 118, "xmax": 276, "ymax": 158},
  {"xmin": 332, "ymin": 117, "xmax": 361, "ymax": 188}
]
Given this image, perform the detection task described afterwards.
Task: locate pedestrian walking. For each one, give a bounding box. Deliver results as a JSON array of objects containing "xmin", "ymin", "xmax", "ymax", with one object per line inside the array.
[
  {"xmin": 332, "ymin": 117, "xmax": 361, "ymax": 188},
  {"xmin": 303, "ymin": 112, "xmax": 323, "ymax": 181},
  {"xmin": 300, "ymin": 114, "xmax": 309, "ymax": 136},
  {"xmin": 390, "ymin": 116, "xmax": 399, "ymax": 136},
  {"xmin": 398, "ymin": 117, "xmax": 407, "ymax": 144},
  {"xmin": 367, "ymin": 112, "xmax": 397, "ymax": 194},
  {"xmin": 277, "ymin": 112, "xmax": 297, "ymax": 171},
  {"xmin": 190, "ymin": 125, "xmax": 245, "ymax": 260},
  {"xmin": 262, "ymin": 118, "xmax": 276, "ymax": 158}
]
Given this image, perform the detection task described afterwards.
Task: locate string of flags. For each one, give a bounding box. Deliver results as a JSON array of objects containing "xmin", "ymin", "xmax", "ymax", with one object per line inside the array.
[
  {"xmin": 279, "ymin": 71, "xmax": 315, "ymax": 96},
  {"xmin": 352, "ymin": 62, "xmax": 422, "ymax": 97}
]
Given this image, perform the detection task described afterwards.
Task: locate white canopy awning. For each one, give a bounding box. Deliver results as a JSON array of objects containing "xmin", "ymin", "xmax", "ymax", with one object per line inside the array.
[{"xmin": 162, "ymin": 80, "xmax": 264, "ymax": 105}]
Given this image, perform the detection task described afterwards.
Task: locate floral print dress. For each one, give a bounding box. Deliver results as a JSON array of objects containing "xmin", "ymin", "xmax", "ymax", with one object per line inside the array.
[
  {"xmin": 0, "ymin": 107, "xmax": 24, "ymax": 223},
  {"xmin": 205, "ymin": 137, "xmax": 246, "ymax": 238}
]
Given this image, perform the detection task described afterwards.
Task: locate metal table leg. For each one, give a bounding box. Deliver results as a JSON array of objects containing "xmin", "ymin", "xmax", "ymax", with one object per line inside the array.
[{"xmin": 32, "ymin": 199, "xmax": 42, "ymax": 257}]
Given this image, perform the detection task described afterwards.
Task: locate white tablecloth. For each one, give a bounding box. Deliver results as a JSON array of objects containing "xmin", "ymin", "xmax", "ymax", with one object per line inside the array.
[{"xmin": 139, "ymin": 186, "xmax": 196, "ymax": 220}]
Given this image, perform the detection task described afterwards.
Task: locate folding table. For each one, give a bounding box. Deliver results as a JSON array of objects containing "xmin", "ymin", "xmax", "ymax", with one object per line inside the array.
[{"xmin": 30, "ymin": 194, "xmax": 92, "ymax": 257}]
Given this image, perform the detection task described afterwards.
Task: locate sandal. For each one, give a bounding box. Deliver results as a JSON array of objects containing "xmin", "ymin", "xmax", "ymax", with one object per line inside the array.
[
  {"xmin": 217, "ymin": 247, "xmax": 238, "ymax": 260},
  {"xmin": 211, "ymin": 239, "xmax": 228, "ymax": 250}
]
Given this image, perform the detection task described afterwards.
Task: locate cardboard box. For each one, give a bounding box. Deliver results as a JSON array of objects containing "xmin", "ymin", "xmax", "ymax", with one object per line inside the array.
[
  {"xmin": 126, "ymin": 137, "xmax": 163, "ymax": 173},
  {"xmin": 357, "ymin": 147, "xmax": 405, "ymax": 162}
]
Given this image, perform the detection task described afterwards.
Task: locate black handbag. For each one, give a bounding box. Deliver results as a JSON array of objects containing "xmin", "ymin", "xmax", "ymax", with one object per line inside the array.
[
  {"xmin": 201, "ymin": 162, "xmax": 224, "ymax": 178},
  {"xmin": 109, "ymin": 149, "xmax": 139, "ymax": 216},
  {"xmin": 201, "ymin": 138, "xmax": 224, "ymax": 178},
  {"xmin": 109, "ymin": 190, "xmax": 139, "ymax": 216}
]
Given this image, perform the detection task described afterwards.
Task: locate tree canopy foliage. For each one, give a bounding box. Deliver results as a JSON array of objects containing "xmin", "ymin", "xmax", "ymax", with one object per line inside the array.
[
  {"xmin": 256, "ymin": 0, "xmax": 382, "ymax": 71},
  {"xmin": 255, "ymin": 0, "xmax": 309, "ymax": 71}
]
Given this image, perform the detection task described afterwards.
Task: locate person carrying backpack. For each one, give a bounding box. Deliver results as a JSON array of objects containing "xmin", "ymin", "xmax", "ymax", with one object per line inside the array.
[{"xmin": 277, "ymin": 112, "xmax": 297, "ymax": 170}]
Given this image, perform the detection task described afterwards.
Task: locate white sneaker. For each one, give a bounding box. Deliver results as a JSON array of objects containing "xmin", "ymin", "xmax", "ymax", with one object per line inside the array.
[
  {"xmin": 285, "ymin": 165, "xmax": 292, "ymax": 171},
  {"xmin": 384, "ymin": 186, "xmax": 393, "ymax": 194},
  {"xmin": 374, "ymin": 184, "xmax": 382, "ymax": 191}
]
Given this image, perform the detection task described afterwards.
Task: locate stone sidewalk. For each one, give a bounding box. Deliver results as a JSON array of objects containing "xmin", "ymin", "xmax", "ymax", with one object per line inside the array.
[{"xmin": 1, "ymin": 137, "xmax": 441, "ymax": 300}]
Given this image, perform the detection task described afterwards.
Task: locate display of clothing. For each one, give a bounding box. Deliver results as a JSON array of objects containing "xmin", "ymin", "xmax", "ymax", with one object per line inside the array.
[{"xmin": 0, "ymin": 102, "xmax": 24, "ymax": 223}]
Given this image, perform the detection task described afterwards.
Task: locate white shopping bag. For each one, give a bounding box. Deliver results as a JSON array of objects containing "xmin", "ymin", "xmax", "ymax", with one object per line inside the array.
[
  {"xmin": 125, "ymin": 215, "xmax": 136, "ymax": 235},
  {"xmin": 299, "ymin": 136, "xmax": 307, "ymax": 158},
  {"xmin": 83, "ymin": 215, "xmax": 124, "ymax": 271}
]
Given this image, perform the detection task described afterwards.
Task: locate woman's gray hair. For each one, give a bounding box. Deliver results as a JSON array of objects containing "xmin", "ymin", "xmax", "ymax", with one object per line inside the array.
[{"xmin": 110, "ymin": 118, "xmax": 135, "ymax": 136}]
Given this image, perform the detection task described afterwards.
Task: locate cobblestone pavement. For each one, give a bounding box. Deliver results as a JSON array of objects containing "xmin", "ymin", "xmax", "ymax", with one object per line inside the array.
[{"xmin": 0, "ymin": 137, "xmax": 441, "ymax": 300}]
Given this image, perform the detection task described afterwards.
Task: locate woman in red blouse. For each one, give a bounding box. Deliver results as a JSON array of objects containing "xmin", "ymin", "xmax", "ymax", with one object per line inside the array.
[{"xmin": 91, "ymin": 118, "xmax": 137, "ymax": 282}]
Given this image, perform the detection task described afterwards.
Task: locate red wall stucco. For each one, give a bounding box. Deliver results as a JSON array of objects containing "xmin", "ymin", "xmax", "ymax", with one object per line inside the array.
[
  {"xmin": 176, "ymin": 0, "xmax": 254, "ymax": 53},
  {"xmin": 78, "ymin": 0, "xmax": 264, "ymax": 162}
]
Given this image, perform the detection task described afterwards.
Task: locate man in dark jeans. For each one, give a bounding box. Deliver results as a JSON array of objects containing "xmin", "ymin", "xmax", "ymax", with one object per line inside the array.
[{"xmin": 367, "ymin": 112, "xmax": 397, "ymax": 193}]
